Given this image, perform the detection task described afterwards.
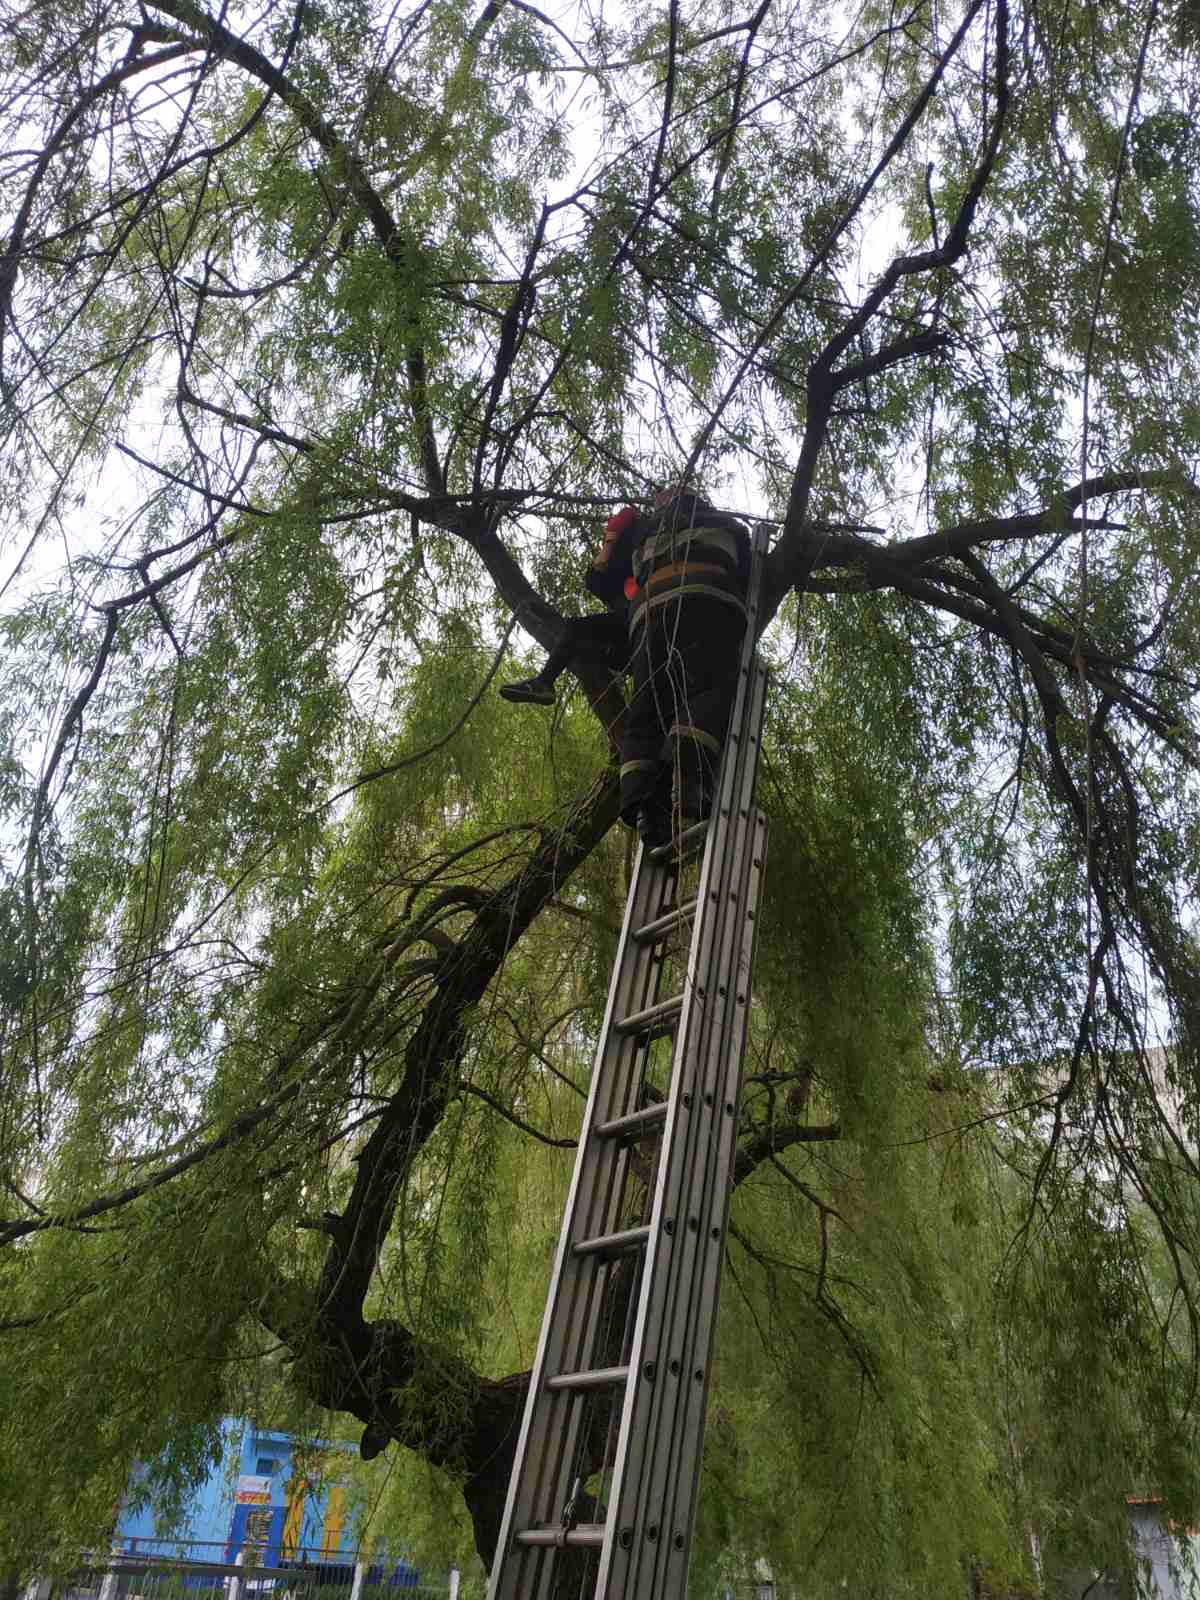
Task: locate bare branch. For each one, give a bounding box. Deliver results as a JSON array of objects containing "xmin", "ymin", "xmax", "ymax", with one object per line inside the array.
[
  {"xmin": 761, "ymin": 0, "xmax": 1010, "ymax": 618},
  {"xmin": 458, "ymin": 1082, "xmax": 578, "ymax": 1148}
]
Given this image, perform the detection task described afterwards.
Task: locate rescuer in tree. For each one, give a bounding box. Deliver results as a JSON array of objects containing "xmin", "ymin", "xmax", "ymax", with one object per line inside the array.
[
  {"xmin": 618, "ymin": 484, "xmax": 751, "ymax": 850},
  {"xmin": 499, "ymin": 504, "xmax": 648, "ymax": 705}
]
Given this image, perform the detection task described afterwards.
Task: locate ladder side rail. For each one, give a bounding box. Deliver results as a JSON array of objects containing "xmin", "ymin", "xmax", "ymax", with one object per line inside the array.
[
  {"xmin": 524, "ymin": 861, "xmax": 682, "ymax": 1600},
  {"xmin": 521, "ymin": 856, "xmax": 690, "ymax": 1600},
  {"xmin": 648, "ymin": 807, "xmax": 769, "ymax": 1595},
  {"xmin": 528, "ymin": 876, "xmax": 684, "ymax": 1600},
  {"xmin": 498, "ymin": 995, "xmax": 657, "ymax": 1592},
  {"xmin": 523, "ymin": 1245, "xmax": 621, "ymax": 1600},
  {"xmin": 507, "ymin": 1109, "xmax": 637, "ymax": 1600},
  {"xmin": 588, "ymin": 749, "xmax": 746, "ymax": 1591},
  {"xmin": 595, "ymin": 564, "xmax": 769, "ymax": 1598},
  {"xmin": 629, "ymin": 685, "xmax": 768, "ymax": 1597},
  {"xmin": 487, "ymin": 850, "xmax": 673, "ymax": 1600},
  {"xmin": 604, "ymin": 668, "xmax": 768, "ymax": 1598},
  {"xmin": 503, "ymin": 982, "xmax": 664, "ymax": 1597},
  {"xmin": 505, "ymin": 840, "xmax": 688, "ymax": 1600}
]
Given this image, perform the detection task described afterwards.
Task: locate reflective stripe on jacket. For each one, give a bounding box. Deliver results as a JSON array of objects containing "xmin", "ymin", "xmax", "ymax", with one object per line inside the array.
[
  {"xmin": 628, "ymin": 570, "xmax": 748, "ymax": 636},
  {"xmin": 628, "ymin": 504, "xmax": 750, "ymax": 635},
  {"xmin": 632, "ymin": 522, "xmax": 744, "ymax": 582}
]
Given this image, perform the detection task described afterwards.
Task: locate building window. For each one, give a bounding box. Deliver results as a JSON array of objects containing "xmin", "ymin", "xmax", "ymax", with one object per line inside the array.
[{"xmin": 255, "ymin": 1458, "xmax": 278, "ymax": 1476}]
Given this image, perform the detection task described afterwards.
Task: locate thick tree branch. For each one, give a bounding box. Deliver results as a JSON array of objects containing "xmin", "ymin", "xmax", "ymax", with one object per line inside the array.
[
  {"xmin": 886, "ymin": 468, "xmax": 1197, "ymax": 569},
  {"xmin": 734, "ymin": 1118, "xmax": 842, "ymax": 1182},
  {"xmin": 0, "ymin": 1079, "xmax": 294, "ymax": 1246},
  {"xmin": 315, "ymin": 768, "xmax": 622, "ymax": 1321},
  {"xmin": 830, "ymin": 328, "xmax": 954, "ymax": 391}
]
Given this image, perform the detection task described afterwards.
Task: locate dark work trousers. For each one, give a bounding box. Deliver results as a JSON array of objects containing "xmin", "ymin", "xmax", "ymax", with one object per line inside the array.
[
  {"xmin": 539, "ymin": 610, "xmax": 630, "ymax": 686},
  {"xmin": 619, "ymin": 597, "xmax": 746, "ymax": 826}
]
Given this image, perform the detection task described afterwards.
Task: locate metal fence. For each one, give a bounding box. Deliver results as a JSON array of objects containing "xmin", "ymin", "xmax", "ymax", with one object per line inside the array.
[
  {"xmin": 15, "ymin": 1557, "xmax": 788, "ymax": 1600},
  {"xmin": 20, "ymin": 1544, "xmax": 463, "ymax": 1600}
]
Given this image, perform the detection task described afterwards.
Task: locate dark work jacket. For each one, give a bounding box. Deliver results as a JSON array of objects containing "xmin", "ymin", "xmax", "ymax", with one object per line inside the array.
[{"xmin": 627, "ymin": 495, "xmax": 750, "ymax": 637}]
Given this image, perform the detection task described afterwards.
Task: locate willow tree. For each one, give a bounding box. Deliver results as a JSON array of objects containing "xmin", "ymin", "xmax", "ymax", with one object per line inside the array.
[{"xmin": 3, "ymin": 0, "xmax": 1200, "ymax": 1590}]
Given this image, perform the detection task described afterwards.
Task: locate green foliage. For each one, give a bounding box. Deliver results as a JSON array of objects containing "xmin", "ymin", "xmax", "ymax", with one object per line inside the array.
[{"xmin": 3, "ymin": 0, "xmax": 1200, "ymax": 1592}]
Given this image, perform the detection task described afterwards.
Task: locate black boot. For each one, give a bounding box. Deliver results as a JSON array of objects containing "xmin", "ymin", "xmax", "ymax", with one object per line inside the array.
[
  {"xmin": 499, "ymin": 675, "xmax": 555, "ymax": 705},
  {"xmin": 674, "ymin": 760, "xmax": 712, "ymax": 832},
  {"xmin": 635, "ymin": 804, "xmax": 672, "ymax": 850}
]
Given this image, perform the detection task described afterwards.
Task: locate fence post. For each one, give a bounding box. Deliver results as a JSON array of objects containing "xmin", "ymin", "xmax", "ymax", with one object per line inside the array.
[
  {"xmin": 349, "ymin": 1560, "xmax": 365, "ymax": 1600},
  {"xmin": 97, "ymin": 1553, "xmax": 120, "ymax": 1600},
  {"xmin": 227, "ymin": 1547, "xmax": 244, "ymax": 1600},
  {"xmin": 447, "ymin": 1569, "xmax": 460, "ymax": 1599}
]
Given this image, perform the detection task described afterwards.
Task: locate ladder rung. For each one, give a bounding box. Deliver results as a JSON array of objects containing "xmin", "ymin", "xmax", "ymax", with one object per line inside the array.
[
  {"xmin": 648, "ymin": 818, "xmax": 708, "ymax": 863},
  {"xmin": 613, "ymin": 993, "xmax": 683, "ymax": 1038},
  {"xmin": 632, "ymin": 898, "xmax": 698, "ymax": 944},
  {"xmin": 514, "ymin": 1524, "xmax": 605, "ymax": 1549},
  {"xmin": 573, "ymin": 1224, "xmax": 650, "ymax": 1258},
  {"xmin": 546, "ymin": 1364, "xmax": 630, "ymax": 1393},
  {"xmin": 594, "ymin": 1102, "xmax": 668, "ymax": 1141}
]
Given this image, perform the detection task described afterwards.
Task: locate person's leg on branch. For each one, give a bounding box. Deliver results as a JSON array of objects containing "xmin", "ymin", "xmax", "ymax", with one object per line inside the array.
[{"xmin": 501, "ymin": 613, "xmax": 628, "ymax": 705}]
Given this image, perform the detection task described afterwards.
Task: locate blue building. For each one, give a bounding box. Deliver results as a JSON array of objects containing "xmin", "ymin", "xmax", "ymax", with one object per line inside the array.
[{"xmin": 114, "ymin": 1419, "xmax": 420, "ymax": 1586}]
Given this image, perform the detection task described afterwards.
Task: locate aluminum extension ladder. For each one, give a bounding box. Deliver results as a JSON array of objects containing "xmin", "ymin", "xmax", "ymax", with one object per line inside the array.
[{"xmin": 488, "ymin": 527, "xmax": 770, "ymax": 1600}]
